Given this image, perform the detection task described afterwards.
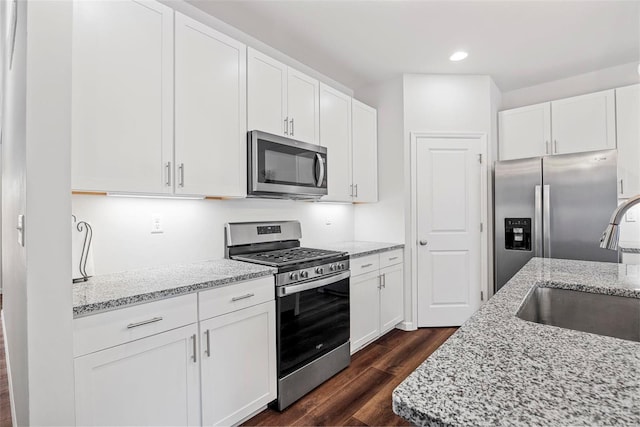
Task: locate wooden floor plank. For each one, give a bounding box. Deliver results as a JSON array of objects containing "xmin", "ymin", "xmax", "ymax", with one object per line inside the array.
[{"xmin": 243, "ymin": 326, "xmax": 457, "ymax": 426}]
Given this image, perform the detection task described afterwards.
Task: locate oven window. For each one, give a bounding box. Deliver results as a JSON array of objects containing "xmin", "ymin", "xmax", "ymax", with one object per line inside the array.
[
  {"xmin": 258, "ymin": 139, "xmax": 326, "ymax": 188},
  {"xmin": 277, "ymin": 277, "xmax": 349, "ymax": 377}
]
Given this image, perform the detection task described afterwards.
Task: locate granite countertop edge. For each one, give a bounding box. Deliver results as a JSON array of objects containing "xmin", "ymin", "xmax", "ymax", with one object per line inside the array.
[
  {"xmin": 348, "ymin": 243, "xmax": 405, "ymax": 258},
  {"xmin": 312, "ymin": 241, "xmax": 405, "ymax": 259},
  {"xmin": 73, "ymin": 260, "xmax": 276, "ymax": 318},
  {"xmin": 392, "ymin": 257, "xmax": 640, "ymax": 426}
]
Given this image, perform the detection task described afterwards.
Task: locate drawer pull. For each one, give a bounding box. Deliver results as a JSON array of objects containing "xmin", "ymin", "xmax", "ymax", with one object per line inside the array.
[
  {"xmin": 361, "ymin": 263, "xmax": 373, "ymax": 268},
  {"xmin": 126, "ymin": 316, "xmax": 163, "ymax": 329},
  {"xmin": 388, "ymin": 256, "xmax": 399, "ymax": 261},
  {"xmin": 204, "ymin": 329, "xmax": 211, "ymax": 358},
  {"xmin": 231, "ymin": 293, "xmax": 255, "ymax": 302}
]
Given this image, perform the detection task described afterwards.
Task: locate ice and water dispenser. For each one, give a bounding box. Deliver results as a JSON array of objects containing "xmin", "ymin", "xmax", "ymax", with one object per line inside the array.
[{"xmin": 504, "ymin": 218, "xmax": 531, "ymax": 251}]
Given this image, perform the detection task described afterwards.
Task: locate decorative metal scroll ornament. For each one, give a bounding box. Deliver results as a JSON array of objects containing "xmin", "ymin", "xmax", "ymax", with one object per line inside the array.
[{"xmin": 73, "ymin": 216, "xmax": 93, "ymax": 283}]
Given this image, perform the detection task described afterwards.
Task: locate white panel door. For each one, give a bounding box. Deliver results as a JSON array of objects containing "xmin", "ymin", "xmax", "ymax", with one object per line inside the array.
[
  {"xmin": 71, "ymin": 0, "xmax": 173, "ymax": 193},
  {"xmin": 200, "ymin": 301, "xmax": 276, "ymax": 427},
  {"xmin": 498, "ymin": 103, "xmax": 551, "ymax": 160},
  {"xmin": 320, "ymin": 83, "xmax": 353, "ymax": 202},
  {"xmin": 175, "ymin": 13, "xmax": 246, "ymax": 197},
  {"xmin": 287, "ymin": 67, "xmax": 319, "ymax": 144},
  {"xmin": 416, "ymin": 137, "xmax": 482, "ymax": 326},
  {"xmin": 74, "ymin": 324, "xmax": 200, "ymax": 426},
  {"xmin": 551, "ymin": 89, "xmax": 616, "ymax": 155},
  {"xmin": 350, "ymin": 270, "xmax": 381, "ymax": 354},
  {"xmin": 615, "ymin": 84, "xmax": 640, "ymax": 198},
  {"xmin": 352, "ymin": 99, "xmax": 378, "ymax": 202},
  {"xmin": 379, "ymin": 263, "xmax": 403, "ymax": 333},
  {"xmin": 247, "ymin": 48, "xmax": 287, "ymax": 136}
]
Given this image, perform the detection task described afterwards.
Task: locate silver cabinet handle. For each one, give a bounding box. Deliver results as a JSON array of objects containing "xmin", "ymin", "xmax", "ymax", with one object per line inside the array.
[
  {"xmin": 204, "ymin": 329, "xmax": 211, "ymax": 358},
  {"xmin": 377, "ymin": 276, "xmax": 382, "ymax": 289},
  {"xmin": 534, "ymin": 185, "xmax": 542, "ymax": 257},
  {"xmin": 284, "ymin": 117, "xmax": 289, "ymax": 135},
  {"xmin": 191, "ymin": 334, "xmax": 197, "ymax": 363},
  {"xmin": 553, "ymin": 140, "xmax": 558, "ymax": 154},
  {"xmin": 361, "ymin": 263, "xmax": 373, "ymax": 268},
  {"xmin": 350, "ymin": 184, "xmax": 354, "ymax": 197},
  {"xmin": 165, "ymin": 162, "xmax": 171, "ymax": 186},
  {"xmin": 127, "ymin": 316, "xmax": 163, "ymax": 329},
  {"xmin": 231, "ymin": 293, "xmax": 255, "ymax": 302},
  {"xmin": 381, "ymin": 274, "xmax": 386, "ymax": 289},
  {"xmin": 620, "ymin": 179, "xmax": 624, "ymax": 195},
  {"xmin": 290, "ymin": 118, "xmax": 294, "ymax": 136},
  {"xmin": 545, "ymin": 141, "xmax": 550, "ymax": 155},
  {"xmin": 315, "ymin": 154, "xmax": 325, "ymax": 187},
  {"xmin": 389, "ymin": 256, "xmax": 399, "ymax": 261},
  {"xmin": 178, "ymin": 163, "xmax": 185, "ymax": 187},
  {"xmin": 354, "ymin": 184, "xmax": 358, "ymax": 197},
  {"xmin": 419, "ymin": 240, "xmax": 428, "ymax": 246}
]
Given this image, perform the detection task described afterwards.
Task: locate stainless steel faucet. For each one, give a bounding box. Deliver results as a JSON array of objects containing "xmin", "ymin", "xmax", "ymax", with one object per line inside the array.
[{"xmin": 600, "ymin": 194, "xmax": 640, "ymax": 250}]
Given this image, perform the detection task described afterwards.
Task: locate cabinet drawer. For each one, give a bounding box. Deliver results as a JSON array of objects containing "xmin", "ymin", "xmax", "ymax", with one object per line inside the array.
[
  {"xmin": 379, "ymin": 249, "xmax": 403, "ymax": 269},
  {"xmin": 350, "ymin": 254, "xmax": 380, "ymax": 277},
  {"xmin": 199, "ymin": 276, "xmax": 274, "ymax": 320},
  {"xmin": 73, "ymin": 293, "xmax": 198, "ymax": 357}
]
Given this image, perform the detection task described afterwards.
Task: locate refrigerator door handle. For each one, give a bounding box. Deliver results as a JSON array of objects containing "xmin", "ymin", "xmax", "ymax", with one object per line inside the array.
[
  {"xmin": 543, "ymin": 184, "xmax": 551, "ymax": 258},
  {"xmin": 534, "ymin": 185, "xmax": 543, "ymax": 257}
]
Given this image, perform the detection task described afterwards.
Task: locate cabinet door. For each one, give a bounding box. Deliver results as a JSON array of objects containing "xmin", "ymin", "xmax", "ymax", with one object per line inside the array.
[
  {"xmin": 287, "ymin": 67, "xmax": 320, "ymax": 144},
  {"xmin": 247, "ymin": 48, "xmax": 287, "ymax": 137},
  {"xmin": 352, "ymin": 100, "xmax": 378, "ymax": 202},
  {"xmin": 71, "ymin": 0, "xmax": 173, "ymax": 193},
  {"xmin": 615, "ymin": 84, "xmax": 640, "ymax": 198},
  {"xmin": 74, "ymin": 324, "xmax": 200, "ymax": 426},
  {"xmin": 200, "ymin": 301, "xmax": 276, "ymax": 426},
  {"xmin": 175, "ymin": 13, "xmax": 246, "ymax": 197},
  {"xmin": 379, "ymin": 264, "xmax": 404, "ymax": 334},
  {"xmin": 320, "ymin": 83, "xmax": 353, "ymax": 202},
  {"xmin": 498, "ymin": 103, "xmax": 550, "ymax": 160},
  {"xmin": 350, "ymin": 270, "xmax": 381, "ymax": 354},
  {"xmin": 551, "ymin": 89, "xmax": 616, "ymax": 155}
]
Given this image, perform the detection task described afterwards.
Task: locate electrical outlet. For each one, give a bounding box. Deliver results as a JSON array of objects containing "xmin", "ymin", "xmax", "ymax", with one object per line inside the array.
[
  {"xmin": 325, "ymin": 218, "xmax": 332, "ymax": 226},
  {"xmin": 626, "ymin": 209, "xmax": 637, "ymax": 222},
  {"xmin": 151, "ymin": 214, "xmax": 163, "ymax": 234}
]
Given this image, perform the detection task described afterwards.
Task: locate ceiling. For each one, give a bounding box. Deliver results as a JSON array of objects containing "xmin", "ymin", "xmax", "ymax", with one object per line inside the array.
[{"xmin": 188, "ymin": 1, "xmax": 640, "ymax": 93}]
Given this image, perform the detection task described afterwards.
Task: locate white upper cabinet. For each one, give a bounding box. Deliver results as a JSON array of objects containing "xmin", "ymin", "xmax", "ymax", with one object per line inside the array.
[
  {"xmin": 247, "ymin": 48, "xmax": 288, "ymax": 137},
  {"xmin": 71, "ymin": 0, "xmax": 174, "ymax": 193},
  {"xmin": 499, "ymin": 103, "xmax": 551, "ymax": 160},
  {"xmin": 499, "ymin": 89, "xmax": 617, "ymax": 161},
  {"xmin": 616, "ymin": 84, "xmax": 640, "ymax": 198},
  {"xmin": 247, "ymin": 48, "xmax": 319, "ymax": 144},
  {"xmin": 550, "ymin": 89, "xmax": 616, "ymax": 155},
  {"xmin": 174, "ymin": 13, "xmax": 246, "ymax": 197},
  {"xmin": 351, "ymin": 100, "xmax": 378, "ymax": 202},
  {"xmin": 320, "ymin": 83, "xmax": 353, "ymax": 202}
]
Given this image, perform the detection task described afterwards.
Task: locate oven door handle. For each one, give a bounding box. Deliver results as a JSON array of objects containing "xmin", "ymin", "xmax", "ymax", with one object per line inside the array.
[{"xmin": 277, "ymin": 271, "xmax": 350, "ymax": 297}]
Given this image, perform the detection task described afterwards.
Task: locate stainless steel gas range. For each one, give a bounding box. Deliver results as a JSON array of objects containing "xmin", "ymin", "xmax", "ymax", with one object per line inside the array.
[{"xmin": 225, "ymin": 221, "xmax": 350, "ymax": 410}]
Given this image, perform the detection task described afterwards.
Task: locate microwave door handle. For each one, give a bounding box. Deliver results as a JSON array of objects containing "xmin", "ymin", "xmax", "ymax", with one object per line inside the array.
[{"xmin": 315, "ymin": 154, "xmax": 325, "ymax": 187}]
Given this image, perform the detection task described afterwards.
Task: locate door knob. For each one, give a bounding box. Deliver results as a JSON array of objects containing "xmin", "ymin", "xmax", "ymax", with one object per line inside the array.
[{"xmin": 419, "ymin": 240, "xmax": 428, "ymax": 246}]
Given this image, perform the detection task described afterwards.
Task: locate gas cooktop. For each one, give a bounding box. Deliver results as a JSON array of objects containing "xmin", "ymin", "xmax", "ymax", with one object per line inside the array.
[{"xmin": 231, "ymin": 247, "xmax": 344, "ymax": 267}]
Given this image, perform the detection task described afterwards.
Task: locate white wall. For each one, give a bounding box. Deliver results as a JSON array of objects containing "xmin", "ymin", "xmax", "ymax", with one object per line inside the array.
[
  {"xmin": 501, "ymin": 61, "xmax": 640, "ymax": 109},
  {"xmin": 72, "ymin": 196, "xmax": 354, "ymax": 275},
  {"xmin": 2, "ymin": 1, "xmax": 75, "ymax": 424},
  {"xmin": 619, "ymin": 204, "xmax": 640, "ymax": 249},
  {"xmin": 353, "ymin": 76, "xmax": 405, "ymax": 244}
]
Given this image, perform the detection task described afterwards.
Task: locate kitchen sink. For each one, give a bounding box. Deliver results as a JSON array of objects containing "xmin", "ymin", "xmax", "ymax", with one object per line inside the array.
[{"xmin": 516, "ymin": 286, "xmax": 640, "ymax": 342}]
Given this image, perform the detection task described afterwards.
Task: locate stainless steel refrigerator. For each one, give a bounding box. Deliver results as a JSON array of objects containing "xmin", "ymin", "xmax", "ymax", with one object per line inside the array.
[{"xmin": 494, "ymin": 149, "xmax": 618, "ymax": 291}]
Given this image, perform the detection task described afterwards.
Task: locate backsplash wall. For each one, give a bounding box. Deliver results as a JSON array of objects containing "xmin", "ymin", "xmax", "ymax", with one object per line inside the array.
[{"xmin": 72, "ymin": 195, "xmax": 355, "ymax": 275}]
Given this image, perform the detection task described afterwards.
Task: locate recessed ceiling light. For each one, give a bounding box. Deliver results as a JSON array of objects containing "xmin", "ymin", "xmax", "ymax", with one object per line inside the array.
[{"xmin": 450, "ymin": 51, "xmax": 468, "ymax": 62}]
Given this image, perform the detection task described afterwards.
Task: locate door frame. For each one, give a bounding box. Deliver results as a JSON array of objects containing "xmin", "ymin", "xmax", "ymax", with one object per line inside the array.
[{"xmin": 409, "ymin": 132, "xmax": 489, "ymax": 328}]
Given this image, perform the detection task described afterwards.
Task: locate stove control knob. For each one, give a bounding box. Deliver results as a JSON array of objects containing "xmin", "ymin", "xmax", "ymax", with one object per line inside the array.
[
  {"xmin": 315, "ymin": 267, "xmax": 324, "ymax": 274},
  {"xmin": 339, "ymin": 263, "xmax": 346, "ymax": 270},
  {"xmin": 289, "ymin": 272, "xmax": 299, "ymax": 281},
  {"xmin": 300, "ymin": 271, "xmax": 309, "ymax": 279},
  {"xmin": 329, "ymin": 264, "xmax": 336, "ymax": 272}
]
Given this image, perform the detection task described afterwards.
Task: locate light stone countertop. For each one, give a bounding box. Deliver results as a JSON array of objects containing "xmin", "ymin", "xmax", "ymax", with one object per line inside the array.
[
  {"xmin": 314, "ymin": 241, "xmax": 404, "ymax": 259},
  {"xmin": 73, "ymin": 259, "xmax": 276, "ymax": 318},
  {"xmin": 393, "ymin": 258, "xmax": 640, "ymax": 426}
]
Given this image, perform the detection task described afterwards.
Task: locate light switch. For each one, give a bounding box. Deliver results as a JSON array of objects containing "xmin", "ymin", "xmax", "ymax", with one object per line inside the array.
[{"xmin": 151, "ymin": 214, "xmax": 163, "ymax": 234}]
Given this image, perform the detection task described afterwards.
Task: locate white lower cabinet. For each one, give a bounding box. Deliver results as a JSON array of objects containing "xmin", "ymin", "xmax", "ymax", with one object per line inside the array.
[
  {"xmin": 74, "ymin": 323, "xmax": 201, "ymax": 426},
  {"xmin": 350, "ymin": 250, "xmax": 404, "ymax": 354},
  {"xmin": 200, "ymin": 301, "xmax": 277, "ymax": 426}
]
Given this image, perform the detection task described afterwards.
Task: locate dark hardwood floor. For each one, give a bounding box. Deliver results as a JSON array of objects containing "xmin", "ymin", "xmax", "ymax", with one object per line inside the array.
[
  {"xmin": 243, "ymin": 327, "xmax": 457, "ymax": 427},
  {"xmin": 0, "ymin": 295, "xmax": 11, "ymax": 427}
]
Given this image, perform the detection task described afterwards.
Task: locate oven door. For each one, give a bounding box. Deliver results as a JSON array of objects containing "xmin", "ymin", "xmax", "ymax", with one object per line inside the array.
[
  {"xmin": 276, "ymin": 271, "xmax": 350, "ymax": 378},
  {"xmin": 248, "ymin": 130, "xmax": 327, "ymax": 198}
]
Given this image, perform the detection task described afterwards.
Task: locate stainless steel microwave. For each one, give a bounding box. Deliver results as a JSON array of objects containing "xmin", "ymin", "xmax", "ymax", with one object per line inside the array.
[{"xmin": 247, "ymin": 130, "xmax": 327, "ymax": 199}]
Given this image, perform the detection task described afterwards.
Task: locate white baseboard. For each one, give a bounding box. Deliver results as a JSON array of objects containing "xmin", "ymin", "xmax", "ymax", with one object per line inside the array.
[
  {"xmin": 397, "ymin": 321, "xmax": 417, "ymax": 331},
  {"xmin": 1, "ymin": 310, "xmax": 17, "ymax": 427}
]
